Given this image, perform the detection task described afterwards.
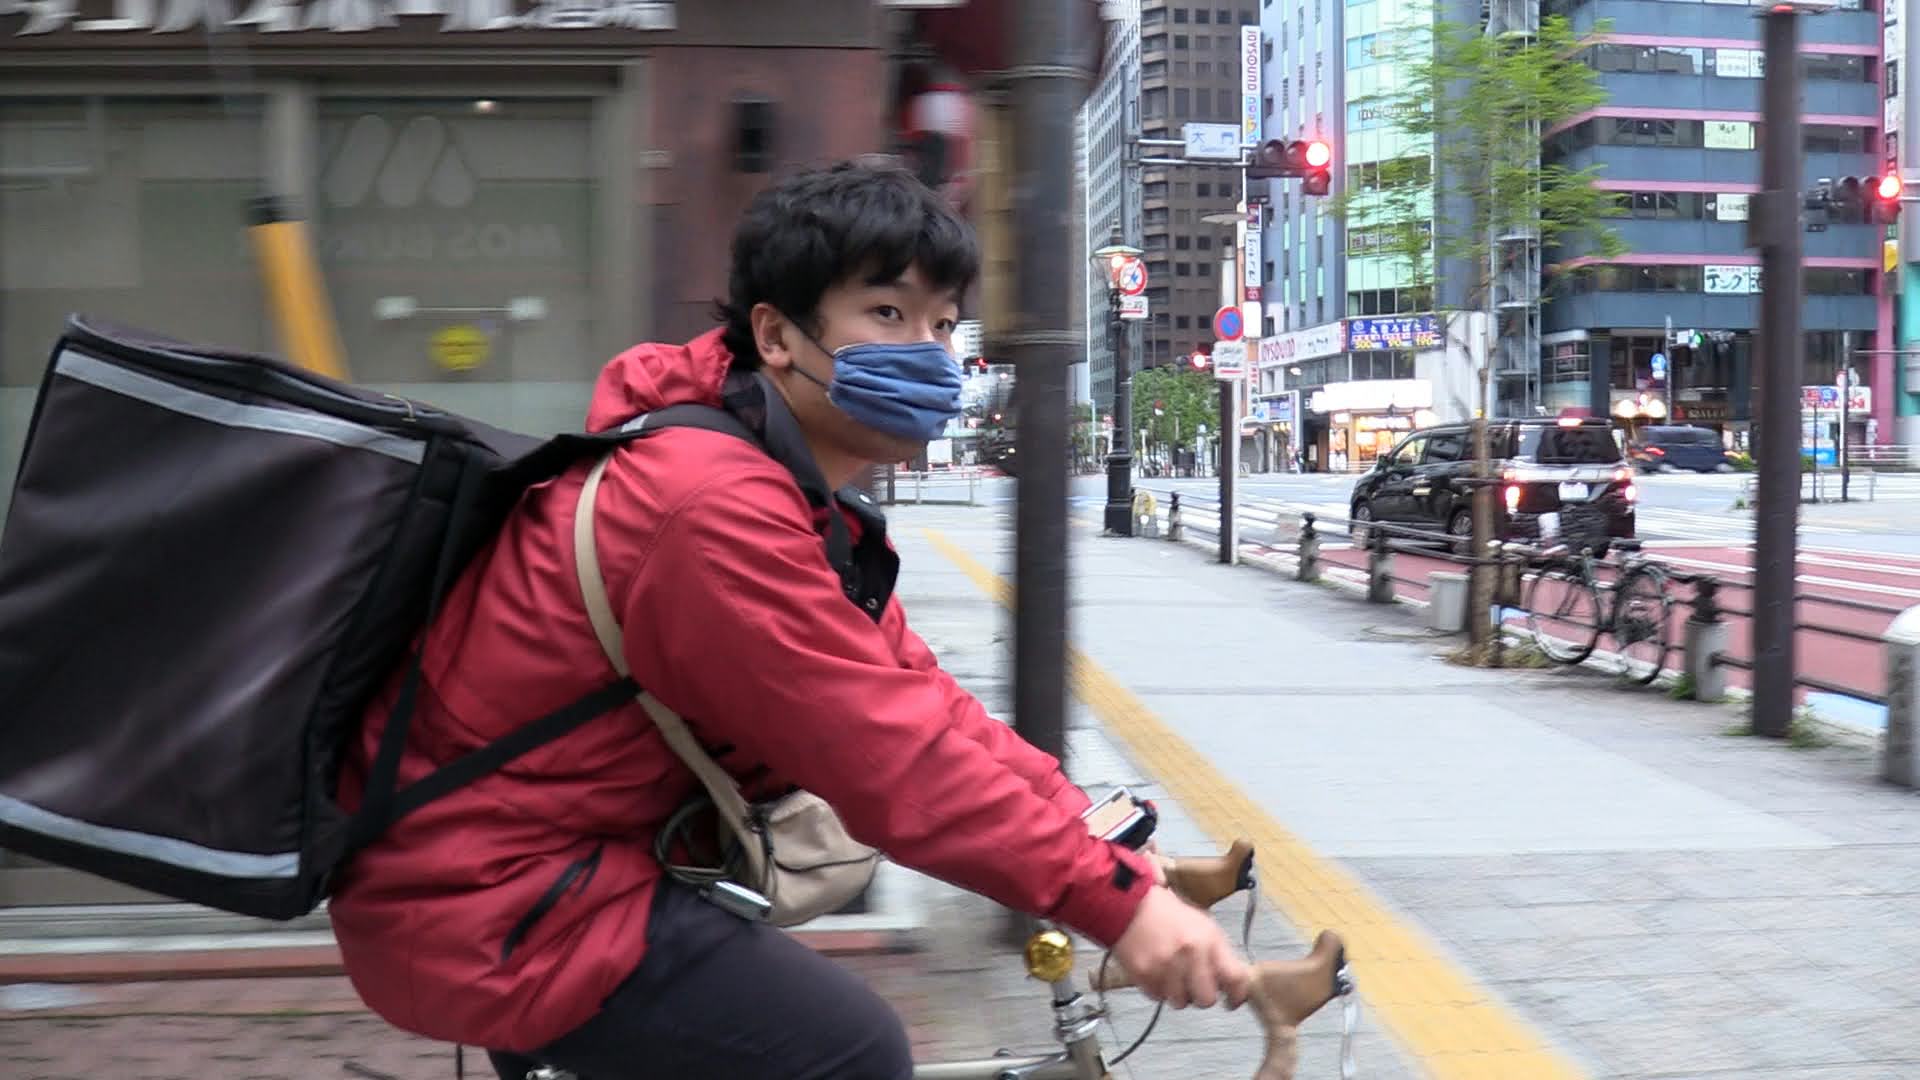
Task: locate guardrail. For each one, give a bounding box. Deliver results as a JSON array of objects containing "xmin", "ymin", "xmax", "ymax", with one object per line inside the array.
[
  {"xmin": 1740, "ymin": 469, "xmax": 1877, "ymax": 503},
  {"xmin": 875, "ymin": 467, "xmax": 987, "ymax": 506},
  {"xmin": 1141, "ymin": 485, "xmax": 1895, "ymax": 710}
]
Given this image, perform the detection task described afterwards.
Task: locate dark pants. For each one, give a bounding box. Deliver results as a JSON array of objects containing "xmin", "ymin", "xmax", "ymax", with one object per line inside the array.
[{"xmin": 488, "ymin": 883, "xmax": 912, "ymax": 1080}]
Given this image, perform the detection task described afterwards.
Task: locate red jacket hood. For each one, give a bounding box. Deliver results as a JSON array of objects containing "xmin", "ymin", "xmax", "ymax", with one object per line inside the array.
[{"xmin": 584, "ymin": 328, "xmax": 733, "ymax": 432}]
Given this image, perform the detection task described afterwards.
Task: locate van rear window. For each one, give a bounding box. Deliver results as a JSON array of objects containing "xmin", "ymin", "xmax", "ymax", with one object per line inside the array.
[
  {"xmin": 1655, "ymin": 428, "xmax": 1721, "ymax": 447},
  {"xmin": 1514, "ymin": 426, "xmax": 1621, "ymax": 464}
]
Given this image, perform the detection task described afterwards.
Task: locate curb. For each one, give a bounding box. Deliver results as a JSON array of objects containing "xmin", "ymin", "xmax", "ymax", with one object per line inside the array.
[{"xmin": 0, "ymin": 865, "xmax": 929, "ymax": 985}]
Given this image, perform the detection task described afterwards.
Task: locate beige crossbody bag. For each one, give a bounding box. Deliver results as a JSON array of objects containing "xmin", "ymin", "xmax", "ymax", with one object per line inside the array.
[{"xmin": 571, "ymin": 452, "xmax": 880, "ymax": 926}]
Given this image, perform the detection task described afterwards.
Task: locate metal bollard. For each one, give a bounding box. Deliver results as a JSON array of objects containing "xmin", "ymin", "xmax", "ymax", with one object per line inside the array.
[
  {"xmin": 1168, "ymin": 492, "xmax": 1183, "ymax": 542},
  {"xmin": 1883, "ymin": 604, "xmax": 1920, "ymax": 788},
  {"xmin": 1296, "ymin": 512, "xmax": 1321, "ymax": 582},
  {"xmin": 1683, "ymin": 576, "xmax": 1729, "ymax": 702},
  {"xmin": 1366, "ymin": 526, "xmax": 1395, "ymax": 604}
]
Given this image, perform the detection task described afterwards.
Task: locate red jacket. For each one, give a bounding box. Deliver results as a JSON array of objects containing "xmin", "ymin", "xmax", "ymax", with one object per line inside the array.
[{"xmin": 328, "ymin": 329, "xmax": 1153, "ymax": 1053}]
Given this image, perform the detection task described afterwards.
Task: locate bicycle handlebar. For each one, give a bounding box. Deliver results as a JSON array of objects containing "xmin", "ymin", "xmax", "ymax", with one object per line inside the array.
[
  {"xmin": 1250, "ymin": 930, "xmax": 1348, "ymax": 1080},
  {"xmin": 1165, "ymin": 837, "xmax": 1255, "ymax": 910}
]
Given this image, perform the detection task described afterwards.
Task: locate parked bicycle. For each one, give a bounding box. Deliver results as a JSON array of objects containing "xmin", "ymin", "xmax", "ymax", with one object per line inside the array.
[
  {"xmin": 363, "ymin": 840, "xmax": 1356, "ymax": 1080},
  {"xmin": 1525, "ymin": 536, "xmax": 1673, "ymax": 685}
]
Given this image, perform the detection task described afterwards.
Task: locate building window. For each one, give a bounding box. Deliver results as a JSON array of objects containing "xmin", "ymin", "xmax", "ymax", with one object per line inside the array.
[
  {"xmin": 1198, "ymin": 181, "xmax": 1213, "ymax": 196},
  {"xmin": 1177, "ymin": 315, "xmax": 1193, "ymax": 329},
  {"xmin": 1196, "ymin": 6, "xmax": 1211, "ymax": 20},
  {"xmin": 1263, "ymin": 38, "xmax": 1275, "ymax": 62},
  {"xmin": 1198, "ymin": 235, "xmax": 1214, "ymax": 250},
  {"xmin": 1175, "ymin": 7, "xmax": 1189, "ymax": 22},
  {"xmin": 1199, "ymin": 261, "xmax": 1214, "ymax": 276},
  {"xmin": 1174, "ymin": 88, "xmax": 1191, "ymax": 117},
  {"xmin": 1196, "ymin": 35, "xmax": 1211, "ymax": 50},
  {"xmin": 1264, "ymin": 94, "xmax": 1275, "ymax": 117},
  {"xmin": 1174, "ymin": 33, "xmax": 1190, "ymax": 48},
  {"xmin": 1177, "ymin": 262, "xmax": 1193, "ymax": 276}
]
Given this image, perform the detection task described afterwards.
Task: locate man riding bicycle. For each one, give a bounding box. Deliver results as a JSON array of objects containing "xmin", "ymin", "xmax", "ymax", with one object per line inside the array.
[{"xmin": 327, "ymin": 160, "xmax": 1252, "ymax": 1080}]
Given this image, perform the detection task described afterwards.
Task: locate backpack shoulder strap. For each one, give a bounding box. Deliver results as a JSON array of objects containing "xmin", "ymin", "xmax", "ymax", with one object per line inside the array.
[{"xmin": 573, "ymin": 448, "xmax": 757, "ymax": 826}]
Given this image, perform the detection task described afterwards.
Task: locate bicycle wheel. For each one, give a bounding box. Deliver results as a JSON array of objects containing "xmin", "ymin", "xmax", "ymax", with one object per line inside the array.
[
  {"xmin": 1526, "ymin": 564, "xmax": 1602, "ymax": 665},
  {"xmin": 1611, "ymin": 566, "xmax": 1673, "ymax": 685}
]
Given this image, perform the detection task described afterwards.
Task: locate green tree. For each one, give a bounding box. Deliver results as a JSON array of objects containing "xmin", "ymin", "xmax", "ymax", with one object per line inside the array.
[
  {"xmin": 1130, "ymin": 366, "xmax": 1218, "ymax": 459},
  {"xmin": 1331, "ymin": 10, "xmax": 1622, "ymax": 651}
]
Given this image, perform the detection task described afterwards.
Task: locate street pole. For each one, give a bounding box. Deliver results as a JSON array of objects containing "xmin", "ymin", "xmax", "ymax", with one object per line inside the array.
[
  {"xmin": 1663, "ymin": 315, "xmax": 1675, "ymax": 422},
  {"xmin": 1104, "ymin": 284, "xmax": 1135, "ymax": 535},
  {"xmin": 1839, "ymin": 337, "xmax": 1851, "ymax": 503},
  {"xmin": 1007, "ymin": 0, "xmax": 1085, "ymax": 766},
  {"xmin": 1750, "ymin": 4, "xmax": 1805, "ymax": 740},
  {"xmin": 1219, "ymin": 227, "xmax": 1240, "ymax": 564}
]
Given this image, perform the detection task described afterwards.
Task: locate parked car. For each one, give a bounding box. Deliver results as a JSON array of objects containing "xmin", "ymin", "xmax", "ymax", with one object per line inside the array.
[
  {"xmin": 1628, "ymin": 424, "xmax": 1731, "ymax": 473},
  {"xmin": 1349, "ymin": 417, "xmax": 1636, "ymax": 552}
]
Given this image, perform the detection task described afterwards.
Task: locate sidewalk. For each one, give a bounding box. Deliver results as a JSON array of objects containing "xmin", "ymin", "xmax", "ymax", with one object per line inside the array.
[
  {"xmin": 6, "ymin": 500, "xmax": 1918, "ymax": 1079},
  {"xmin": 893, "ymin": 504, "xmax": 1920, "ymax": 1079}
]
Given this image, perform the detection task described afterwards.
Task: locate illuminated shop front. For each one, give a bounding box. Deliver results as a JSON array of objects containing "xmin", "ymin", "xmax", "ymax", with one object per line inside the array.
[{"xmin": 1309, "ymin": 378, "xmax": 1437, "ymax": 471}]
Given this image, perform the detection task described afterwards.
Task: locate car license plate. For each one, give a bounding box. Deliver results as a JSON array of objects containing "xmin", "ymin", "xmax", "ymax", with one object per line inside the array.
[{"xmin": 1558, "ymin": 482, "xmax": 1590, "ymax": 501}]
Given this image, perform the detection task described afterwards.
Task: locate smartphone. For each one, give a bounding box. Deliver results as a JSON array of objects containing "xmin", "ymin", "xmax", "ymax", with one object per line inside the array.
[
  {"xmin": 701, "ymin": 880, "xmax": 774, "ymax": 922},
  {"xmin": 1080, "ymin": 787, "xmax": 1157, "ymax": 851}
]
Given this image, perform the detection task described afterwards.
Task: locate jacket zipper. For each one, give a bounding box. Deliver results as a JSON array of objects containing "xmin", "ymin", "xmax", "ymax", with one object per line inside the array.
[{"xmin": 500, "ymin": 844, "xmax": 605, "ymax": 963}]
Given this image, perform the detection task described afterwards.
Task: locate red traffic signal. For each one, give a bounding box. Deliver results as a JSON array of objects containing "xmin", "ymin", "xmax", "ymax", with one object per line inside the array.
[
  {"xmin": 1247, "ymin": 138, "xmax": 1335, "ymax": 196},
  {"xmin": 1877, "ymin": 173, "xmax": 1904, "ymax": 201},
  {"xmin": 1189, "ymin": 351, "xmax": 1211, "ymax": 371}
]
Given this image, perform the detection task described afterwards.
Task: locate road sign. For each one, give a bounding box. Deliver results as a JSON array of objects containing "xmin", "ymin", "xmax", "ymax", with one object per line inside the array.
[
  {"xmin": 1116, "ymin": 257, "xmax": 1148, "ymax": 296},
  {"xmin": 1182, "ymin": 122, "xmax": 1242, "ymax": 161},
  {"xmin": 1650, "ymin": 352, "xmax": 1668, "ymax": 382},
  {"xmin": 1211, "ymin": 340, "xmax": 1249, "ymax": 380},
  {"xmin": 1213, "ymin": 305, "xmax": 1244, "ymax": 341},
  {"xmin": 1120, "ymin": 295, "xmax": 1149, "ymax": 320}
]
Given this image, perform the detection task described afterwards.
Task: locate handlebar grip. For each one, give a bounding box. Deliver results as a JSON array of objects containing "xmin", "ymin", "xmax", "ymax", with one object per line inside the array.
[
  {"xmin": 1164, "ymin": 838, "xmax": 1256, "ymax": 911},
  {"xmin": 1249, "ymin": 929, "xmax": 1346, "ymax": 1029},
  {"xmin": 1249, "ymin": 931, "xmax": 1349, "ymax": 1080}
]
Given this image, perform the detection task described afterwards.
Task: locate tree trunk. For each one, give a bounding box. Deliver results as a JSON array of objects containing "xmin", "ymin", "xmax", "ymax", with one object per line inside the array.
[{"xmin": 1467, "ymin": 315, "xmax": 1496, "ymax": 650}]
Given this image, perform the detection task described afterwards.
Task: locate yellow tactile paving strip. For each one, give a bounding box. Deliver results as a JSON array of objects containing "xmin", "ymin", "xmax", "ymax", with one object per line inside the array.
[{"xmin": 923, "ymin": 527, "xmax": 1590, "ymax": 1080}]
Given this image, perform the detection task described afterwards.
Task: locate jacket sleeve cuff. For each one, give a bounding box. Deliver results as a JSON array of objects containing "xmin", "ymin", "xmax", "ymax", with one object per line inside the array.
[
  {"xmin": 1053, "ymin": 844, "xmax": 1155, "ymax": 949},
  {"xmin": 1044, "ymin": 773, "xmax": 1092, "ymax": 817}
]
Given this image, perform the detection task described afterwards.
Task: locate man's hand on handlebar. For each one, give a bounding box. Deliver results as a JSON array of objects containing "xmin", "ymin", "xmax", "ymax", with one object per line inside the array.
[{"xmin": 1110, "ymin": 885, "xmax": 1253, "ymax": 1010}]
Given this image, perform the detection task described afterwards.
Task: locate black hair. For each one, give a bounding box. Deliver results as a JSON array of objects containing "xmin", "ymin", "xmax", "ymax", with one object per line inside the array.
[{"xmin": 715, "ymin": 160, "xmax": 979, "ymax": 371}]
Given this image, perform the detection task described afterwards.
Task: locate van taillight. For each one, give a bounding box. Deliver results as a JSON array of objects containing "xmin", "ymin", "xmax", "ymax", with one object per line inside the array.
[{"xmin": 1504, "ymin": 484, "xmax": 1521, "ymax": 512}]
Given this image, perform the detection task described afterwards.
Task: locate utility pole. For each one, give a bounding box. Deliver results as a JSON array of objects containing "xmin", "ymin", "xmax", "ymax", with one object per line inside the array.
[
  {"xmin": 1748, "ymin": 2, "xmax": 1811, "ymax": 740},
  {"xmin": 1006, "ymin": 0, "xmax": 1086, "ymax": 765}
]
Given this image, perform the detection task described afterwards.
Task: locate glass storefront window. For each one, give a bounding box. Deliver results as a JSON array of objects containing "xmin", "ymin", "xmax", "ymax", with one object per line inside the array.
[
  {"xmin": 316, "ymin": 97, "xmax": 600, "ymax": 436},
  {"xmin": 1, "ymin": 95, "xmax": 268, "ymax": 514}
]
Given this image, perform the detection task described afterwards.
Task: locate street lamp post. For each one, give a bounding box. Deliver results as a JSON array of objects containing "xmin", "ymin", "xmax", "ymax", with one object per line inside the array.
[{"xmin": 1093, "ymin": 224, "xmax": 1144, "ymax": 536}]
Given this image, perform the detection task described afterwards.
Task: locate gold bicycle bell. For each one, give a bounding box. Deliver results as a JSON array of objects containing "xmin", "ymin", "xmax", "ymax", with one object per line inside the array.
[{"xmin": 1023, "ymin": 928, "xmax": 1075, "ymax": 983}]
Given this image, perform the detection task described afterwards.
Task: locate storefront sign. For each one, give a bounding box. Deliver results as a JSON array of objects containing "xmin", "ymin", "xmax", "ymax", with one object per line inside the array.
[
  {"xmin": 1257, "ymin": 320, "xmax": 1343, "ymax": 368},
  {"xmin": 1308, "ymin": 378, "xmax": 1433, "ymax": 414},
  {"xmin": 1704, "ymin": 264, "xmax": 1762, "ymax": 294},
  {"xmin": 2, "ymin": 0, "xmax": 675, "ymax": 35},
  {"xmin": 1802, "ymin": 384, "xmax": 1871, "ymax": 412},
  {"xmin": 1345, "ymin": 314, "xmax": 1440, "ymax": 352},
  {"xmin": 1240, "ymin": 25, "xmax": 1262, "ymax": 145}
]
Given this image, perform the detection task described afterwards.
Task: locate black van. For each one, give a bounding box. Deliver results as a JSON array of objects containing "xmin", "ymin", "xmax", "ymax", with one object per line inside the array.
[
  {"xmin": 1628, "ymin": 425, "xmax": 1730, "ymax": 473},
  {"xmin": 1349, "ymin": 418, "xmax": 1636, "ymax": 551}
]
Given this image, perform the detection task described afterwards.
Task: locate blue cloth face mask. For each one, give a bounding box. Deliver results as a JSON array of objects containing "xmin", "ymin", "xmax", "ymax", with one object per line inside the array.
[{"xmin": 787, "ymin": 330, "xmax": 965, "ymax": 443}]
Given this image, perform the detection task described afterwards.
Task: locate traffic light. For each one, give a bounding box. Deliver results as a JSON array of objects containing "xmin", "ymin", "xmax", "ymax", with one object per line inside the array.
[
  {"xmin": 1831, "ymin": 176, "xmax": 1864, "ymax": 222},
  {"xmin": 1873, "ymin": 172, "xmax": 1903, "ymax": 224},
  {"xmin": 1246, "ymin": 138, "xmax": 1334, "ymax": 196},
  {"xmin": 1188, "ymin": 351, "xmax": 1211, "ymax": 372}
]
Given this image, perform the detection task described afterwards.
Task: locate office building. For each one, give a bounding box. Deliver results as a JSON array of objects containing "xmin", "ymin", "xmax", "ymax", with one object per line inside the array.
[{"xmin": 1540, "ymin": 0, "xmax": 1887, "ymax": 442}]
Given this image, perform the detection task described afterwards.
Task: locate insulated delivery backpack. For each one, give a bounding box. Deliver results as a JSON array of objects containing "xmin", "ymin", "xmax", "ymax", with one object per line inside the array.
[{"xmin": 0, "ymin": 318, "xmax": 756, "ymax": 920}]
